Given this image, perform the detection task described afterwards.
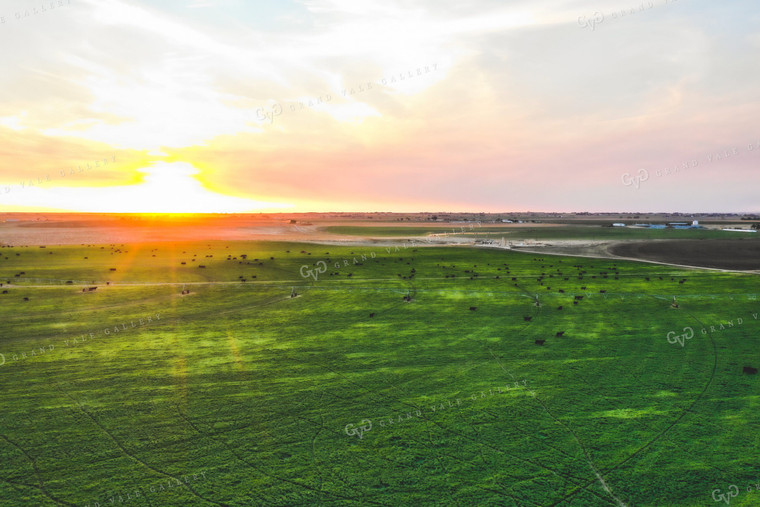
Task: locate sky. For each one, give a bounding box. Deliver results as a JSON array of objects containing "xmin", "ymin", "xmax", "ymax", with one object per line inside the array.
[{"xmin": 0, "ymin": 0, "xmax": 758, "ymax": 213}]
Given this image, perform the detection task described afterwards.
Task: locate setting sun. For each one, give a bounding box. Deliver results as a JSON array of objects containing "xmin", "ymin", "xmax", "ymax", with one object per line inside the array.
[{"xmin": 0, "ymin": 161, "xmax": 292, "ymax": 213}]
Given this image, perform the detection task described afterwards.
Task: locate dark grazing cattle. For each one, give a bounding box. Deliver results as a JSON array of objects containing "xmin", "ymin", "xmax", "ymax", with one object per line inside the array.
[
  {"xmin": 743, "ymin": 366, "xmax": 758, "ymax": 375},
  {"xmin": 369, "ymin": 313, "xmax": 375, "ymax": 318},
  {"xmin": 557, "ymin": 306, "xmax": 563, "ymax": 310},
  {"xmin": 574, "ymin": 295, "xmax": 584, "ymax": 300},
  {"xmin": 535, "ymin": 339, "xmax": 545, "ymax": 345},
  {"xmin": 523, "ymin": 316, "xmax": 532, "ymax": 322},
  {"xmin": 555, "ymin": 331, "xmax": 565, "ymax": 337},
  {"xmin": 469, "ymin": 307, "xmax": 477, "ymax": 311},
  {"xmin": 23, "ymin": 297, "xmax": 29, "ymax": 301}
]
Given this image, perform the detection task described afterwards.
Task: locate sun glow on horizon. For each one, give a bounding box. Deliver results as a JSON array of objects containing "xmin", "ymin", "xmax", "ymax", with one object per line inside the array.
[{"xmin": 0, "ymin": 161, "xmax": 292, "ymax": 213}]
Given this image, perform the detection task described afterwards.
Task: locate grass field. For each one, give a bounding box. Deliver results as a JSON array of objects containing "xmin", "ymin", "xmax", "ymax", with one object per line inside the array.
[{"xmin": 0, "ymin": 241, "xmax": 758, "ymax": 505}]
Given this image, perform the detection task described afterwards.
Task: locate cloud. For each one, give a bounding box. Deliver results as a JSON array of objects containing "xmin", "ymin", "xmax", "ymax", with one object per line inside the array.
[{"xmin": 1, "ymin": 0, "xmax": 759, "ymax": 212}]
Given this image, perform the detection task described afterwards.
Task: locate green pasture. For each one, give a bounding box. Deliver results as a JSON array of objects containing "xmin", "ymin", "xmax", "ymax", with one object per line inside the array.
[{"xmin": 0, "ymin": 241, "xmax": 758, "ymax": 505}]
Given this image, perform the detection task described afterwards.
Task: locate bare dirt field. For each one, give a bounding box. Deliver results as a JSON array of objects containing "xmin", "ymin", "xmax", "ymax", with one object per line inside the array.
[{"xmin": 608, "ymin": 239, "xmax": 760, "ymax": 270}]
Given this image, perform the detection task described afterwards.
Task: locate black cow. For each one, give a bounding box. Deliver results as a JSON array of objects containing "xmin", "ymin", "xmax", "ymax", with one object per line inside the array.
[{"xmin": 743, "ymin": 366, "xmax": 758, "ymax": 375}]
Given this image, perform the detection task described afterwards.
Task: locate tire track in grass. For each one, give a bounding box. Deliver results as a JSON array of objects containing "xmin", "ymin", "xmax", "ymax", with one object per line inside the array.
[
  {"xmin": 386, "ymin": 345, "xmax": 584, "ymax": 471},
  {"xmin": 546, "ymin": 302, "xmax": 720, "ymax": 506},
  {"xmin": 53, "ymin": 386, "xmax": 228, "ymax": 507},
  {"xmin": 156, "ymin": 288, "xmax": 412, "ymax": 503},
  {"xmin": 0, "ymin": 467, "xmax": 63, "ymax": 506},
  {"xmin": 318, "ymin": 330, "xmax": 600, "ymax": 496},
  {"xmin": 171, "ymin": 403, "xmax": 383, "ymax": 506},
  {"xmin": 220, "ymin": 284, "xmax": 412, "ymax": 503},
  {"xmin": 293, "ymin": 410, "xmax": 464, "ymax": 501},
  {"xmin": 443, "ymin": 363, "xmax": 600, "ymax": 501},
  {"xmin": 589, "ymin": 331, "xmax": 734, "ymax": 483},
  {"xmin": 208, "ymin": 412, "xmax": 387, "ymax": 505},
  {"xmin": 472, "ymin": 440, "xmax": 536, "ymax": 506},
  {"xmin": 476, "ymin": 404, "xmax": 589, "ymax": 468},
  {"xmin": 306, "ymin": 413, "xmax": 326, "ymax": 495},
  {"xmin": 487, "ymin": 349, "xmax": 627, "ymax": 507},
  {"xmin": 316, "ymin": 362, "xmax": 604, "ymax": 499},
  {"xmin": 0, "ymin": 434, "xmax": 75, "ymax": 506},
  {"xmin": 470, "ymin": 293, "xmax": 614, "ymax": 485},
  {"xmin": 300, "ymin": 399, "xmax": 544, "ymax": 505}
]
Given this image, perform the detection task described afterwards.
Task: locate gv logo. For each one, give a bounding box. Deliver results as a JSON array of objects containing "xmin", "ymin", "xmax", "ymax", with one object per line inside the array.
[
  {"xmin": 667, "ymin": 327, "xmax": 694, "ymax": 347},
  {"xmin": 712, "ymin": 485, "xmax": 739, "ymax": 504},
  {"xmin": 578, "ymin": 12, "xmax": 604, "ymax": 30},
  {"xmin": 255, "ymin": 103, "xmax": 283, "ymax": 124},
  {"xmin": 622, "ymin": 168, "xmax": 649, "ymax": 189},
  {"xmin": 299, "ymin": 261, "xmax": 327, "ymax": 281},
  {"xmin": 345, "ymin": 419, "xmax": 372, "ymax": 439}
]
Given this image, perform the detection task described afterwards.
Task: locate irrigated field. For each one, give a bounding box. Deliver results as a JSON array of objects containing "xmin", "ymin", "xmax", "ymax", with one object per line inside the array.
[
  {"xmin": 0, "ymin": 241, "xmax": 758, "ymax": 505},
  {"xmin": 325, "ymin": 225, "xmax": 760, "ymax": 241}
]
